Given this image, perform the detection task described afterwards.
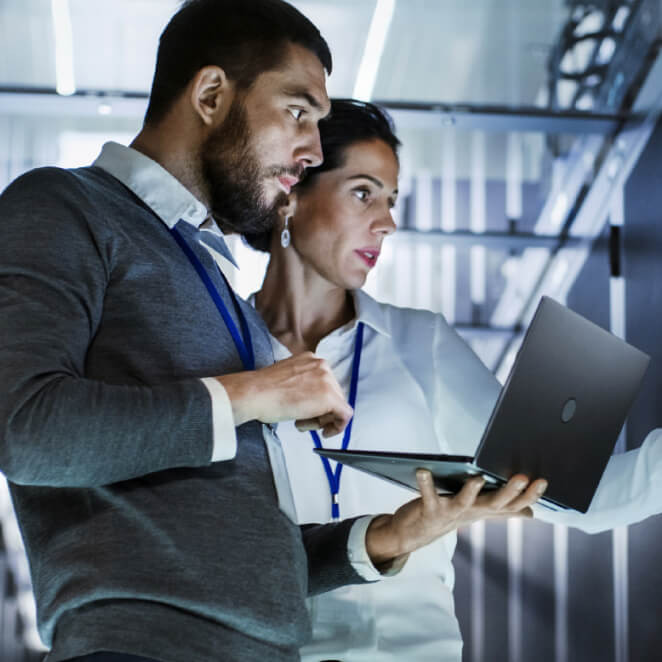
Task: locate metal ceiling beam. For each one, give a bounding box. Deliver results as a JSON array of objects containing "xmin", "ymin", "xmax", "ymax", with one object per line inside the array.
[
  {"xmin": 397, "ymin": 228, "xmax": 587, "ymax": 251},
  {"xmin": 0, "ymin": 86, "xmax": 630, "ymax": 135},
  {"xmin": 495, "ymin": 46, "xmax": 662, "ymax": 374},
  {"xmin": 381, "ymin": 102, "xmax": 628, "ymax": 135},
  {"xmin": 0, "ymin": 87, "xmax": 147, "ymax": 119}
]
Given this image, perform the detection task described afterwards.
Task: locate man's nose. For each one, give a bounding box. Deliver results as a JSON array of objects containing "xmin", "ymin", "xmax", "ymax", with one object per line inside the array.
[{"xmin": 295, "ymin": 128, "xmax": 324, "ymax": 169}]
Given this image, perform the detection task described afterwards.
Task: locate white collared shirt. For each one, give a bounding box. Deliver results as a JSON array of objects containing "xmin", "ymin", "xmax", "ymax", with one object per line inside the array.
[
  {"xmin": 272, "ymin": 288, "xmax": 662, "ymax": 661},
  {"xmin": 272, "ymin": 289, "xmax": 498, "ymax": 661}
]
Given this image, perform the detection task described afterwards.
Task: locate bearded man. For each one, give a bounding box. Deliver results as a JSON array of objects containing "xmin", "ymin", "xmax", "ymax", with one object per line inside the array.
[{"xmin": 0, "ymin": 2, "xmax": 542, "ymax": 661}]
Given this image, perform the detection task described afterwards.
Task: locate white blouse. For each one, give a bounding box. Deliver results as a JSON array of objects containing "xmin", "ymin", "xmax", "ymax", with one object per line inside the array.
[{"xmin": 270, "ymin": 289, "xmax": 662, "ymax": 661}]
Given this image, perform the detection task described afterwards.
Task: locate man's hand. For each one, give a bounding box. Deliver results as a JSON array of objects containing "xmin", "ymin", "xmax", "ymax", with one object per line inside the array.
[
  {"xmin": 216, "ymin": 352, "xmax": 353, "ymax": 436},
  {"xmin": 365, "ymin": 470, "xmax": 548, "ymax": 570}
]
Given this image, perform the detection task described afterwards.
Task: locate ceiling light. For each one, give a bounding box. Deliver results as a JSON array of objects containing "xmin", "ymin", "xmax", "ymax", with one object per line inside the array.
[
  {"xmin": 550, "ymin": 192, "xmax": 569, "ymax": 230},
  {"xmin": 574, "ymin": 9, "xmax": 605, "ymax": 37},
  {"xmin": 353, "ymin": 0, "xmax": 396, "ymax": 100},
  {"xmin": 596, "ymin": 37, "xmax": 616, "ymax": 65},
  {"xmin": 612, "ymin": 6, "xmax": 630, "ymax": 32},
  {"xmin": 51, "ymin": 0, "xmax": 76, "ymax": 96},
  {"xmin": 576, "ymin": 91, "xmax": 595, "ymax": 110},
  {"xmin": 97, "ymin": 102, "xmax": 113, "ymax": 116}
]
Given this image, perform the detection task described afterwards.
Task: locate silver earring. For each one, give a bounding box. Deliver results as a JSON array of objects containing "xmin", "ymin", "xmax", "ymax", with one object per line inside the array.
[{"xmin": 280, "ymin": 215, "xmax": 291, "ymax": 248}]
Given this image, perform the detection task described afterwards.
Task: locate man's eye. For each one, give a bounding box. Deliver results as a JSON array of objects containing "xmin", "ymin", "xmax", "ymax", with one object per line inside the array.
[{"xmin": 289, "ymin": 108, "xmax": 304, "ymax": 121}]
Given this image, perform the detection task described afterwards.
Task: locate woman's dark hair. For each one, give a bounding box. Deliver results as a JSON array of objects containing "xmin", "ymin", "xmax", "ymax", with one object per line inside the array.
[
  {"xmin": 144, "ymin": 0, "xmax": 332, "ymax": 125},
  {"xmin": 244, "ymin": 98, "xmax": 401, "ymax": 251}
]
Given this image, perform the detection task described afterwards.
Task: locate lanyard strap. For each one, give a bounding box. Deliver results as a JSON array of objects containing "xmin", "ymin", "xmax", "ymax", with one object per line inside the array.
[
  {"xmin": 309, "ymin": 321, "xmax": 365, "ymax": 520},
  {"xmin": 170, "ymin": 225, "xmax": 255, "ymax": 371}
]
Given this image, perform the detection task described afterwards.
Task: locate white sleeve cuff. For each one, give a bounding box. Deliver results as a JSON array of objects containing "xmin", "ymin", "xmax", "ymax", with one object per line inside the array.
[
  {"xmin": 200, "ymin": 378, "xmax": 238, "ymax": 462},
  {"xmin": 347, "ymin": 515, "xmax": 407, "ymax": 580}
]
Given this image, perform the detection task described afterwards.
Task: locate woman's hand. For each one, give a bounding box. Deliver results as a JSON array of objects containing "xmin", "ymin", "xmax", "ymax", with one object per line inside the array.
[{"xmin": 365, "ymin": 470, "xmax": 547, "ymax": 571}]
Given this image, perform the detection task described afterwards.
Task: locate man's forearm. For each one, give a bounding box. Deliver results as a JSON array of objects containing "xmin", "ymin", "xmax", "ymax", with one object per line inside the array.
[{"xmin": 0, "ymin": 375, "xmax": 213, "ymax": 487}]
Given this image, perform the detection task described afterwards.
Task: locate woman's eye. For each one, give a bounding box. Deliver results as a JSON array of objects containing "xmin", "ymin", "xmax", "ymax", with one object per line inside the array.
[
  {"xmin": 289, "ymin": 108, "xmax": 304, "ymax": 121},
  {"xmin": 353, "ymin": 188, "xmax": 370, "ymax": 202}
]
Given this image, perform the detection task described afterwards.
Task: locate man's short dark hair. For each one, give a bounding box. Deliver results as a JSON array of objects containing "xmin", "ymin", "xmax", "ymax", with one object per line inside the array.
[
  {"xmin": 244, "ymin": 98, "xmax": 401, "ymax": 252},
  {"xmin": 144, "ymin": 0, "xmax": 332, "ymax": 125}
]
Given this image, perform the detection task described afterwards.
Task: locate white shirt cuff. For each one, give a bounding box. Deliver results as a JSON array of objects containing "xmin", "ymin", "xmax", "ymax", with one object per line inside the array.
[
  {"xmin": 347, "ymin": 515, "xmax": 406, "ymax": 580},
  {"xmin": 200, "ymin": 378, "xmax": 238, "ymax": 462}
]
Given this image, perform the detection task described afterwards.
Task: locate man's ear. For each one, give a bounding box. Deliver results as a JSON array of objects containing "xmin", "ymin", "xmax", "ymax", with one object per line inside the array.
[{"xmin": 189, "ymin": 65, "xmax": 233, "ymax": 127}]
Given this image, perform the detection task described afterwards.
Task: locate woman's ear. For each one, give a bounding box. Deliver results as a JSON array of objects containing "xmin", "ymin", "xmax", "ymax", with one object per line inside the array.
[
  {"xmin": 277, "ymin": 194, "xmax": 298, "ymax": 249},
  {"xmin": 279, "ymin": 193, "xmax": 298, "ymax": 225},
  {"xmin": 189, "ymin": 65, "xmax": 233, "ymax": 127}
]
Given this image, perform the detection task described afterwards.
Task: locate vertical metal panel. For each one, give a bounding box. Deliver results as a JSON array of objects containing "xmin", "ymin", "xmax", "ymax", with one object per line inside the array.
[
  {"xmin": 482, "ymin": 521, "xmax": 509, "ymax": 659},
  {"xmin": 470, "ymin": 521, "xmax": 486, "ymax": 662},
  {"xmin": 609, "ymin": 188, "xmax": 629, "ymax": 662},
  {"xmin": 520, "ymin": 519, "xmax": 556, "ymax": 661},
  {"xmin": 452, "ymin": 531, "xmax": 473, "ymax": 660},
  {"xmin": 612, "ymin": 526, "xmax": 629, "ymax": 662},
  {"xmin": 623, "ymin": 118, "xmax": 662, "ymax": 662},
  {"xmin": 507, "ymin": 518, "xmax": 523, "ymax": 662},
  {"xmin": 553, "ymin": 524, "xmax": 568, "ymax": 662},
  {"xmin": 565, "ymin": 226, "xmax": 615, "ymax": 662}
]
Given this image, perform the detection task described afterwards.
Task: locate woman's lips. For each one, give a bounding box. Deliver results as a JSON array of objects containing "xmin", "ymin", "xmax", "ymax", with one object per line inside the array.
[{"xmin": 355, "ymin": 249, "xmax": 380, "ymax": 268}]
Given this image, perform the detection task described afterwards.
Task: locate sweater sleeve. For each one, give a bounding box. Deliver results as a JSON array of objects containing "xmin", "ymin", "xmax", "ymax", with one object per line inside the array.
[
  {"xmin": 301, "ymin": 517, "xmax": 369, "ymax": 596},
  {"xmin": 0, "ymin": 168, "xmax": 216, "ymax": 487}
]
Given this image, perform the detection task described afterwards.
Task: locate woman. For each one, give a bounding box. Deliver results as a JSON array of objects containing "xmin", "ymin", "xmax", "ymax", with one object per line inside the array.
[{"xmin": 246, "ymin": 99, "xmax": 662, "ymax": 661}]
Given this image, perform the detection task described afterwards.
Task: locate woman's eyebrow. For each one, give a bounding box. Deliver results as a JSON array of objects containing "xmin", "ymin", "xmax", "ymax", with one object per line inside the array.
[
  {"xmin": 347, "ymin": 174, "xmax": 383, "ymax": 188},
  {"xmin": 347, "ymin": 174, "xmax": 398, "ymax": 196}
]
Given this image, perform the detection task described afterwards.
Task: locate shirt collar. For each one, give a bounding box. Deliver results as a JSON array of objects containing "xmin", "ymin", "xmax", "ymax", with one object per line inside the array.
[
  {"xmin": 93, "ymin": 141, "xmax": 238, "ymax": 268},
  {"xmin": 93, "ymin": 141, "xmax": 211, "ymax": 230},
  {"xmin": 351, "ymin": 289, "xmax": 391, "ymax": 338},
  {"xmin": 247, "ymin": 289, "xmax": 391, "ymax": 344}
]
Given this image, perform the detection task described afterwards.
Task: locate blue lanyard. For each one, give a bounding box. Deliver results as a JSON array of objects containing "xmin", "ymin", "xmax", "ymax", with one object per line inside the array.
[
  {"xmin": 309, "ymin": 321, "xmax": 365, "ymax": 520},
  {"xmin": 170, "ymin": 226, "xmax": 255, "ymax": 371}
]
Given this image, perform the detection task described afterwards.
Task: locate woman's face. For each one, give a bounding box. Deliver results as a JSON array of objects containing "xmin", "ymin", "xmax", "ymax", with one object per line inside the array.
[{"xmin": 291, "ymin": 138, "xmax": 399, "ymax": 290}]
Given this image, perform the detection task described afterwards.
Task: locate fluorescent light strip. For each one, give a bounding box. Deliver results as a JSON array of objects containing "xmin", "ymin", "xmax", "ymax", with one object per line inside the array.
[
  {"xmin": 440, "ymin": 129, "xmax": 457, "ymax": 323},
  {"xmin": 395, "ymin": 236, "xmax": 413, "ymax": 307},
  {"xmin": 470, "ymin": 246, "xmax": 486, "ymax": 305},
  {"xmin": 441, "ymin": 245, "xmax": 456, "ymax": 324},
  {"xmin": 415, "ymin": 244, "xmax": 433, "ymax": 309},
  {"xmin": 470, "ymin": 132, "xmax": 487, "ymax": 305},
  {"xmin": 51, "ymin": 0, "xmax": 76, "ymax": 96},
  {"xmin": 441, "ymin": 129, "xmax": 456, "ymax": 232},
  {"xmin": 352, "ymin": 0, "xmax": 396, "ymax": 101},
  {"xmin": 506, "ymin": 133, "xmax": 523, "ymax": 221},
  {"xmin": 415, "ymin": 171, "xmax": 433, "ymax": 231}
]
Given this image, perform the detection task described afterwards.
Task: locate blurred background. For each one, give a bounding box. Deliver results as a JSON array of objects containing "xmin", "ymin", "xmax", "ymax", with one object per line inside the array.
[{"xmin": 1, "ymin": 0, "xmax": 662, "ymax": 660}]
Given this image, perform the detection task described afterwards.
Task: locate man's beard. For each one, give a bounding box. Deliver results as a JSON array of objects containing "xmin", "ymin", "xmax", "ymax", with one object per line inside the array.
[{"xmin": 200, "ymin": 98, "xmax": 290, "ymax": 235}]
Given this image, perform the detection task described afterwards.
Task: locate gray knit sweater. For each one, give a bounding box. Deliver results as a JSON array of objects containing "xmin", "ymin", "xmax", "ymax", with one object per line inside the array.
[{"xmin": 0, "ymin": 166, "xmax": 364, "ymax": 662}]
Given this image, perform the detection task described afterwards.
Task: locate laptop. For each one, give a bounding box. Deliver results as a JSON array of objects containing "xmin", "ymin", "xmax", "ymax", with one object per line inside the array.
[{"xmin": 316, "ymin": 296, "xmax": 650, "ymax": 513}]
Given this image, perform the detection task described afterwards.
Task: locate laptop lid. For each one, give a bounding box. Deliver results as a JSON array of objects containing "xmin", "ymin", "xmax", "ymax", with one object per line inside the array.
[{"xmin": 474, "ymin": 296, "xmax": 650, "ymax": 512}]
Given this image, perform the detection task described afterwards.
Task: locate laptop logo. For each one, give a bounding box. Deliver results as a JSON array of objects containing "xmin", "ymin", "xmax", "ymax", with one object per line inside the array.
[{"xmin": 561, "ymin": 398, "xmax": 577, "ymax": 423}]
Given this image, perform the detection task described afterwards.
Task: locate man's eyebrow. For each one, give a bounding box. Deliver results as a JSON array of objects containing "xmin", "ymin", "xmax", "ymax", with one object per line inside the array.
[
  {"xmin": 282, "ymin": 87, "xmax": 326, "ymax": 112},
  {"xmin": 347, "ymin": 174, "xmax": 399, "ymax": 197}
]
